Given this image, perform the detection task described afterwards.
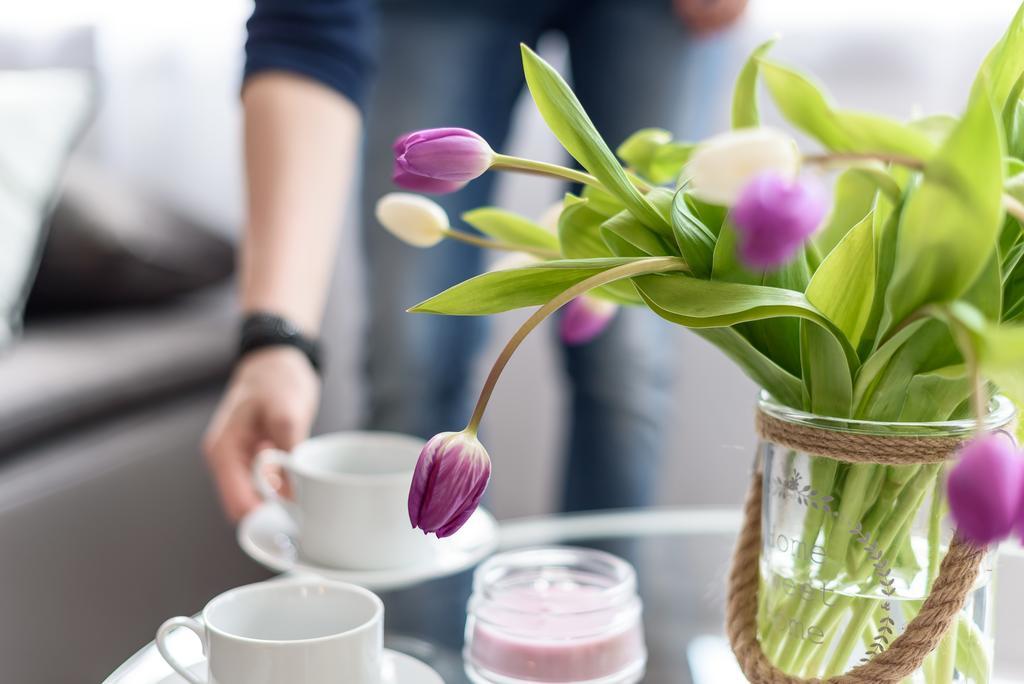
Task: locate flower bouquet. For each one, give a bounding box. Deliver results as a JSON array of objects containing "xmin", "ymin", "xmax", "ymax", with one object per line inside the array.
[{"xmin": 377, "ymin": 5, "xmax": 1024, "ymax": 682}]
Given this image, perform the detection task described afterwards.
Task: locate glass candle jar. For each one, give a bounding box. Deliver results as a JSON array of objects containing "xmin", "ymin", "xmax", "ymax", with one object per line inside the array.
[{"xmin": 464, "ymin": 546, "xmax": 646, "ymax": 684}]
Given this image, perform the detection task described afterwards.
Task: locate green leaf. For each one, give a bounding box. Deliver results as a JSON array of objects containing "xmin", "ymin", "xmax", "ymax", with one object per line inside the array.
[
  {"xmin": 580, "ymin": 183, "xmax": 626, "ymax": 217},
  {"xmin": 633, "ymin": 273, "xmax": 839, "ymax": 329},
  {"xmin": 521, "ymin": 45, "xmax": 669, "ymax": 231},
  {"xmin": 854, "ymin": 320, "xmax": 961, "ymax": 420},
  {"xmin": 881, "ymin": 81, "xmax": 1005, "ymax": 335},
  {"xmin": 948, "ymin": 302, "xmax": 1024, "ymax": 404},
  {"xmin": 648, "ymin": 142, "xmax": 694, "ymax": 184},
  {"xmin": 616, "ymin": 128, "xmax": 671, "ymax": 170},
  {"xmin": 806, "ymin": 213, "xmax": 877, "ymax": 348},
  {"xmin": 759, "ymin": 60, "xmax": 937, "ymax": 159},
  {"xmin": 976, "ymin": 1, "xmax": 1024, "ymax": 110},
  {"xmin": 1007, "ymin": 169, "xmax": 1024, "ymax": 206},
  {"xmin": 911, "ymin": 114, "xmax": 958, "ymax": 145},
  {"xmin": 410, "ymin": 258, "xmax": 645, "ymax": 315},
  {"xmin": 1002, "ymin": 72, "xmax": 1024, "ymax": 158},
  {"xmin": 615, "ymin": 128, "xmax": 694, "ymax": 185},
  {"xmin": 800, "ymin": 321, "xmax": 854, "ymax": 417},
  {"xmin": 853, "ymin": 319, "xmax": 929, "ymax": 414},
  {"xmin": 632, "ymin": 274, "xmax": 858, "ymax": 374},
  {"xmin": 557, "ymin": 196, "xmax": 642, "ymax": 305},
  {"xmin": 461, "ymin": 207, "xmax": 560, "ymax": 252},
  {"xmin": 857, "ymin": 211, "xmax": 901, "ymax": 358},
  {"xmin": 601, "ymin": 209, "xmax": 676, "ymax": 257},
  {"xmin": 558, "ymin": 195, "xmax": 612, "ymax": 259},
  {"xmin": 671, "ymin": 191, "xmax": 716, "ymax": 278},
  {"xmin": 711, "ymin": 220, "xmax": 811, "ymax": 377},
  {"xmin": 815, "ymin": 168, "xmax": 878, "ymax": 257},
  {"xmin": 732, "ymin": 38, "xmax": 776, "ymax": 129},
  {"xmin": 1004, "ymin": 242, "xmax": 1024, "ymax": 321},
  {"xmin": 962, "ymin": 251, "xmax": 1004, "ymax": 322},
  {"xmin": 899, "ymin": 365, "xmax": 970, "ymax": 422},
  {"xmin": 695, "ymin": 327, "xmax": 804, "ymax": 408}
]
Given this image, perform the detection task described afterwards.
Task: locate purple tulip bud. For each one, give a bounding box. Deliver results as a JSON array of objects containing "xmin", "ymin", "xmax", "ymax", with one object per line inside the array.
[
  {"xmin": 559, "ymin": 296, "xmax": 618, "ymax": 346},
  {"xmin": 947, "ymin": 433, "xmax": 1024, "ymax": 546},
  {"xmin": 393, "ymin": 128, "xmax": 494, "ymax": 194},
  {"xmin": 392, "ymin": 169, "xmax": 467, "ymax": 195},
  {"xmin": 408, "ymin": 431, "xmax": 491, "ymax": 538},
  {"xmin": 730, "ymin": 171, "xmax": 828, "ymax": 270}
]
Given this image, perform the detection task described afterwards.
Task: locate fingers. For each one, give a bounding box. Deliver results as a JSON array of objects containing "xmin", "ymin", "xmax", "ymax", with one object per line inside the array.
[
  {"xmin": 202, "ymin": 349, "xmax": 321, "ymax": 522},
  {"xmin": 263, "ymin": 402, "xmax": 311, "ymax": 452},
  {"xmin": 203, "ymin": 402, "xmax": 262, "ymax": 523}
]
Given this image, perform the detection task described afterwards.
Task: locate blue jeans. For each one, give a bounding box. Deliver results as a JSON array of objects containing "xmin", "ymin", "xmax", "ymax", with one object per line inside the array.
[{"xmin": 360, "ymin": 0, "xmax": 729, "ymax": 514}]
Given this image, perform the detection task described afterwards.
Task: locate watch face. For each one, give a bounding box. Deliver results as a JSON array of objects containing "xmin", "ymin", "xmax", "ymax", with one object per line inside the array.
[{"xmin": 273, "ymin": 316, "xmax": 298, "ymax": 338}]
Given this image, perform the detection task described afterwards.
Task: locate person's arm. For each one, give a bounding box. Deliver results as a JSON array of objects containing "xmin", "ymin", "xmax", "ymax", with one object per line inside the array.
[
  {"xmin": 204, "ymin": 0, "xmax": 374, "ymax": 522},
  {"xmin": 204, "ymin": 75, "xmax": 360, "ymax": 521},
  {"xmin": 239, "ymin": 74, "xmax": 360, "ymax": 333}
]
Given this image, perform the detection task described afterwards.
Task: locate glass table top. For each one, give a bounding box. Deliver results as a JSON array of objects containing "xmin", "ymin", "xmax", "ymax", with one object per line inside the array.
[{"xmin": 104, "ymin": 508, "xmax": 1024, "ymax": 684}]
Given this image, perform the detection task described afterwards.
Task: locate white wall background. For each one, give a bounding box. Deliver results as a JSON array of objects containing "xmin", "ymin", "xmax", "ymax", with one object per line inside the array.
[{"xmin": 3, "ymin": 0, "xmax": 1021, "ymax": 519}]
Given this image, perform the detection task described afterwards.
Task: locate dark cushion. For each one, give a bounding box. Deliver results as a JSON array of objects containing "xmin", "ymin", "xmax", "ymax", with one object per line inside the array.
[
  {"xmin": 26, "ymin": 158, "xmax": 235, "ymax": 315},
  {"xmin": 0, "ymin": 287, "xmax": 237, "ymax": 456}
]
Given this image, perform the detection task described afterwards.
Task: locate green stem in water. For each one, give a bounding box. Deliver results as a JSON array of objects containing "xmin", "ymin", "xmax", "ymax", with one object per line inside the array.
[
  {"xmin": 463, "ymin": 256, "xmax": 687, "ymax": 434},
  {"xmin": 442, "ymin": 227, "xmax": 560, "ymax": 259},
  {"xmin": 933, "ymin": 619, "xmax": 958, "ymax": 684}
]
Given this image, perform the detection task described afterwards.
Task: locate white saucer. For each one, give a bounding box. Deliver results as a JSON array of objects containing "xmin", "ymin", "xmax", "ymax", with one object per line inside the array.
[
  {"xmin": 238, "ymin": 502, "xmax": 499, "ymax": 591},
  {"xmin": 155, "ymin": 649, "xmax": 444, "ymax": 684}
]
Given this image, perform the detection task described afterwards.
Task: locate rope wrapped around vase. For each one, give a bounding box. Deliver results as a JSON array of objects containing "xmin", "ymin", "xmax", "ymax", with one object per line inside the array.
[{"xmin": 725, "ymin": 410, "xmax": 988, "ymax": 684}]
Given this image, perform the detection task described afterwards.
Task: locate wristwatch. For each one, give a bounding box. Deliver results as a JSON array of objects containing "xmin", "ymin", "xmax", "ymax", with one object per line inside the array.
[{"xmin": 238, "ymin": 312, "xmax": 323, "ymax": 373}]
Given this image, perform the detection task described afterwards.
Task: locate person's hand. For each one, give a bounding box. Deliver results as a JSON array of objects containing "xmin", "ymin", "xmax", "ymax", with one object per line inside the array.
[
  {"xmin": 674, "ymin": 0, "xmax": 749, "ymax": 35},
  {"xmin": 203, "ymin": 347, "xmax": 320, "ymax": 522}
]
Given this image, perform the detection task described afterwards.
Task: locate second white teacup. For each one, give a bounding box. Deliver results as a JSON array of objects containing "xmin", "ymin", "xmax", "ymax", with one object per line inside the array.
[
  {"xmin": 156, "ymin": 578, "xmax": 383, "ymax": 684},
  {"xmin": 253, "ymin": 431, "xmax": 433, "ymax": 570}
]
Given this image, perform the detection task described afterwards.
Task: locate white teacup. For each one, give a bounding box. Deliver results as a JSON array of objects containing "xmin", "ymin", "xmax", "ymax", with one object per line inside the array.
[
  {"xmin": 253, "ymin": 431, "xmax": 433, "ymax": 570},
  {"xmin": 156, "ymin": 578, "xmax": 383, "ymax": 684}
]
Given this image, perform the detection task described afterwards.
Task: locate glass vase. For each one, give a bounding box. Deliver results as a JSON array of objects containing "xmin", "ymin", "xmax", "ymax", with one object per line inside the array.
[{"xmin": 756, "ymin": 395, "xmax": 1017, "ymax": 683}]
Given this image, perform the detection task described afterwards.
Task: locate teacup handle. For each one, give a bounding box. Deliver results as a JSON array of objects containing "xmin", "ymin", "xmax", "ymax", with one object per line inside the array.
[
  {"xmin": 253, "ymin": 448, "xmax": 298, "ymax": 516},
  {"xmin": 156, "ymin": 617, "xmax": 207, "ymax": 684}
]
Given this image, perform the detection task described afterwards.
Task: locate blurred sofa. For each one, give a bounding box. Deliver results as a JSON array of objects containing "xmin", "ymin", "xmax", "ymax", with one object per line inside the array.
[
  {"xmin": 0, "ymin": 21, "xmax": 270, "ymax": 683},
  {"xmin": 0, "ymin": 289, "xmax": 270, "ymax": 684}
]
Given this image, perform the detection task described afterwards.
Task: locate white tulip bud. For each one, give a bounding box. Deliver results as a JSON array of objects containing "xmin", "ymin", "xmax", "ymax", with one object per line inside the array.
[
  {"xmin": 375, "ymin": 192, "xmax": 449, "ymax": 247},
  {"xmin": 686, "ymin": 128, "xmax": 801, "ymax": 206}
]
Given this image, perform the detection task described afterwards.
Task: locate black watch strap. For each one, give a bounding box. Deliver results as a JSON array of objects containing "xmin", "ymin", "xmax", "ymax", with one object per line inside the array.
[{"xmin": 239, "ymin": 312, "xmax": 323, "ymax": 373}]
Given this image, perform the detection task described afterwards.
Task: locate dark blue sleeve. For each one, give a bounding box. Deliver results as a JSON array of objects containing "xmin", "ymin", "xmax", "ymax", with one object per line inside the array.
[{"xmin": 244, "ymin": 0, "xmax": 376, "ymax": 113}]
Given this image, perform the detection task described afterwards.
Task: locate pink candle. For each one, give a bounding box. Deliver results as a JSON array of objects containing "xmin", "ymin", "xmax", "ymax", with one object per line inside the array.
[{"xmin": 464, "ymin": 548, "xmax": 646, "ymax": 683}]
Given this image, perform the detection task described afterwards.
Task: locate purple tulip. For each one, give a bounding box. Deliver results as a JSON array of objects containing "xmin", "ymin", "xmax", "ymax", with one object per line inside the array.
[
  {"xmin": 408, "ymin": 431, "xmax": 491, "ymax": 538},
  {"xmin": 730, "ymin": 171, "xmax": 828, "ymax": 270},
  {"xmin": 560, "ymin": 296, "xmax": 618, "ymax": 346},
  {"xmin": 947, "ymin": 433, "xmax": 1024, "ymax": 546},
  {"xmin": 393, "ymin": 128, "xmax": 493, "ymax": 194}
]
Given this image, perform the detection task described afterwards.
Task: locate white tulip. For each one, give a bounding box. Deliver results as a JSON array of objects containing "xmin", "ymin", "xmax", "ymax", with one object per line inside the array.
[
  {"xmin": 374, "ymin": 192, "xmax": 449, "ymax": 247},
  {"xmin": 686, "ymin": 128, "xmax": 801, "ymax": 206}
]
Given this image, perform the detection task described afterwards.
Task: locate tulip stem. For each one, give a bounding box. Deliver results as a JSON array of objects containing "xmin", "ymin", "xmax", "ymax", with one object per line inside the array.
[
  {"xmin": 442, "ymin": 228, "xmax": 560, "ymax": 259},
  {"xmin": 491, "ymin": 154, "xmax": 603, "ymax": 189},
  {"xmin": 464, "ymin": 256, "xmax": 687, "ymax": 434},
  {"xmin": 802, "ymin": 151, "xmax": 925, "ymax": 171},
  {"xmin": 491, "ymin": 154, "xmax": 652, "ymax": 193},
  {"xmin": 804, "ymin": 152, "xmax": 1024, "ymax": 225}
]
